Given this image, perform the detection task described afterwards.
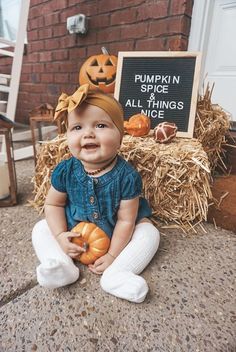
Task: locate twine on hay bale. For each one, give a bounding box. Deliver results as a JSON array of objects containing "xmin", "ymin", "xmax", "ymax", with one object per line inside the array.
[
  {"xmin": 29, "ymin": 133, "xmax": 212, "ymax": 232},
  {"xmin": 194, "ymin": 84, "xmax": 231, "ymax": 172}
]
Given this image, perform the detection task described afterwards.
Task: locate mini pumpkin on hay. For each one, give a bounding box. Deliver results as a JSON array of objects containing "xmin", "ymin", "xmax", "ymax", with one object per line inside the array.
[
  {"xmin": 154, "ymin": 122, "xmax": 178, "ymax": 143},
  {"xmin": 124, "ymin": 113, "xmax": 151, "ymax": 137},
  {"xmin": 71, "ymin": 222, "xmax": 110, "ymax": 265},
  {"xmin": 79, "ymin": 47, "xmax": 117, "ymax": 93}
]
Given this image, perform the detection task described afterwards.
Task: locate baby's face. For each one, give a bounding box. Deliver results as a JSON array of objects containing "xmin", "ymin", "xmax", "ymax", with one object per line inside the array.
[{"xmin": 67, "ymin": 103, "xmax": 121, "ymax": 166}]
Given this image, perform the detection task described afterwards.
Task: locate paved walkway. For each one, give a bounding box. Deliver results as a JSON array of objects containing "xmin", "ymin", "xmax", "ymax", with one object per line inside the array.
[{"xmin": 0, "ymin": 159, "xmax": 235, "ymax": 352}]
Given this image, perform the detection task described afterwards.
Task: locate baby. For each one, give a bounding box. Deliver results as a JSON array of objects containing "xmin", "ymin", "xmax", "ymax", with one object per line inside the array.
[{"xmin": 32, "ymin": 84, "xmax": 160, "ymax": 303}]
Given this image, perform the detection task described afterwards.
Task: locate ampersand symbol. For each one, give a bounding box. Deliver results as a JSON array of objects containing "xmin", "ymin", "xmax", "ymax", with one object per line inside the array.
[{"xmin": 149, "ymin": 93, "xmax": 155, "ymax": 100}]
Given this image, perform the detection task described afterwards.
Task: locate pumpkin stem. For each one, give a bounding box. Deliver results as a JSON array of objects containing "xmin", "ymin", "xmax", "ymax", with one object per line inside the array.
[
  {"xmin": 101, "ymin": 46, "xmax": 109, "ymax": 55},
  {"xmin": 83, "ymin": 242, "xmax": 89, "ymax": 251}
]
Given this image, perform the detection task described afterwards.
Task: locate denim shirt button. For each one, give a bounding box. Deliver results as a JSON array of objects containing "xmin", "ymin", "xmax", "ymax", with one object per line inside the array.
[
  {"xmin": 93, "ymin": 178, "xmax": 99, "ymax": 184},
  {"xmin": 90, "ymin": 196, "xmax": 95, "ymax": 204},
  {"xmin": 93, "ymin": 211, "xmax": 99, "ymax": 219}
]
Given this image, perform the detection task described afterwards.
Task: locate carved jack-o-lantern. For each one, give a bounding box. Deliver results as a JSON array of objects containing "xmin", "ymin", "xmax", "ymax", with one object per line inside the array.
[{"xmin": 79, "ymin": 48, "xmax": 118, "ymax": 93}]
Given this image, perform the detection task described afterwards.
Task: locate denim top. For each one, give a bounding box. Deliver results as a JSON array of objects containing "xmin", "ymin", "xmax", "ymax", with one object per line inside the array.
[{"xmin": 51, "ymin": 155, "xmax": 152, "ymax": 238}]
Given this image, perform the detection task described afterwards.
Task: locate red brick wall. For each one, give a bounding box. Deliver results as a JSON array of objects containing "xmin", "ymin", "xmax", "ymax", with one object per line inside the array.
[{"xmin": 1, "ymin": 0, "xmax": 193, "ymax": 123}]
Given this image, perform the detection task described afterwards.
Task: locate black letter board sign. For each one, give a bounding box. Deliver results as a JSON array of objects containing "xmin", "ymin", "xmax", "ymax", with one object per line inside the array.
[{"xmin": 114, "ymin": 51, "xmax": 202, "ymax": 138}]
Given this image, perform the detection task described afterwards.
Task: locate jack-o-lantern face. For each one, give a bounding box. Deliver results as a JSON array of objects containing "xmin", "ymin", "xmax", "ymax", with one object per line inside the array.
[{"xmin": 79, "ymin": 54, "xmax": 118, "ymax": 93}]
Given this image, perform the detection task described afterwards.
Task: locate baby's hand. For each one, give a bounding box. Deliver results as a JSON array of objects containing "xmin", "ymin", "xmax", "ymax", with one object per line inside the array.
[
  {"xmin": 88, "ymin": 253, "xmax": 115, "ymax": 275},
  {"xmin": 56, "ymin": 231, "xmax": 86, "ymax": 258}
]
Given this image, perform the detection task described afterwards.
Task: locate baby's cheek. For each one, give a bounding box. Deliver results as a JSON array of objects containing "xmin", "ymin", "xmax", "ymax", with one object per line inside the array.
[{"xmin": 67, "ymin": 136, "xmax": 79, "ymax": 150}]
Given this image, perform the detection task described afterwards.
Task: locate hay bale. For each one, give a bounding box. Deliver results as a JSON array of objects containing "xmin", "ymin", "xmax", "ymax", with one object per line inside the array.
[
  {"xmin": 121, "ymin": 135, "xmax": 212, "ymax": 230},
  {"xmin": 30, "ymin": 85, "xmax": 230, "ymax": 231},
  {"xmin": 194, "ymin": 84, "xmax": 231, "ymax": 171},
  {"xmin": 30, "ymin": 134, "xmax": 212, "ymax": 232},
  {"xmin": 30, "ymin": 135, "xmax": 71, "ymax": 213}
]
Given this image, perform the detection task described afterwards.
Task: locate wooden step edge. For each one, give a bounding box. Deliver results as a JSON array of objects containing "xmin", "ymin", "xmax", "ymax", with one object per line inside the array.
[
  {"xmin": 0, "ymin": 74, "xmax": 11, "ymax": 79},
  {"xmin": 0, "ymin": 37, "xmax": 16, "ymax": 47},
  {"xmin": 0, "ymin": 85, "xmax": 10, "ymax": 93},
  {"xmin": 0, "ymin": 48, "xmax": 14, "ymax": 57}
]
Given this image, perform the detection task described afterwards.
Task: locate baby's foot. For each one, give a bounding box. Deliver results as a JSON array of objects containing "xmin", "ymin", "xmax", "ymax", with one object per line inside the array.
[{"xmin": 36, "ymin": 259, "xmax": 79, "ymax": 289}]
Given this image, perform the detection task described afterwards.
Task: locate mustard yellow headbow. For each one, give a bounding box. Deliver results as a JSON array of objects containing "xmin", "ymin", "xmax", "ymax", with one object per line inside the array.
[{"xmin": 54, "ymin": 83, "xmax": 124, "ymax": 137}]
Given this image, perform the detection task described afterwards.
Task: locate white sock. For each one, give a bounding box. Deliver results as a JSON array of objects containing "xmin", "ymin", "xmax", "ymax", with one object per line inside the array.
[
  {"xmin": 37, "ymin": 258, "xmax": 79, "ymax": 289},
  {"xmin": 100, "ymin": 222, "xmax": 160, "ymax": 303},
  {"xmin": 101, "ymin": 271, "xmax": 148, "ymax": 303},
  {"xmin": 32, "ymin": 219, "xmax": 73, "ymax": 264},
  {"xmin": 32, "ymin": 219, "xmax": 79, "ymax": 289}
]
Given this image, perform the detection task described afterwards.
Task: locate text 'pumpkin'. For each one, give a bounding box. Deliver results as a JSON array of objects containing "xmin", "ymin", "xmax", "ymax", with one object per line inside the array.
[
  {"xmin": 79, "ymin": 54, "xmax": 118, "ymax": 93},
  {"xmin": 71, "ymin": 222, "xmax": 110, "ymax": 265}
]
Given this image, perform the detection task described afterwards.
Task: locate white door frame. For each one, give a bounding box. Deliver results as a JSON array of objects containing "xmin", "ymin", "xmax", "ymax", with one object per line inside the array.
[{"xmin": 188, "ymin": 0, "xmax": 215, "ymax": 88}]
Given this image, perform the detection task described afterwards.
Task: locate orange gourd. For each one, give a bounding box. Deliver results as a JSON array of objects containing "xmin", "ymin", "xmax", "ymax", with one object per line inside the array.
[
  {"xmin": 79, "ymin": 48, "xmax": 117, "ymax": 93},
  {"xmin": 124, "ymin": 113, "xmax": 151, "ymax": 137},
  {"xmin": 71, "ymin": 222, "xmax": 110, "ymax": 265}
]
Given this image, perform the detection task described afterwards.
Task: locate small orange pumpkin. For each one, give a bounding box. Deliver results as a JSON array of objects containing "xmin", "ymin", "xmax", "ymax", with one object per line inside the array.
[
  {"xmin": 79, "ymin": 48, "xmax": 117, "ymax": 93},
  {"xmin": 124, "ymin": 113, "xmax": 151, "ymax": 137},
  {"xmin": 71, "ymin": 222, "xmax": 110, "ymax": 265}
]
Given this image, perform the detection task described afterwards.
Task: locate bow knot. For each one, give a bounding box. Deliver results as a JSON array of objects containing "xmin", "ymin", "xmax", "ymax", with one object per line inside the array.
[{"xmin": 54, "ymin": 84, "xmax": 90, "ymax": 121}]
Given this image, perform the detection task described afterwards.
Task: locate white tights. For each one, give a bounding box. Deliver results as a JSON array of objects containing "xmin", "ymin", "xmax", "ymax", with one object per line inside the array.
[{"xmin": 32, "ymin": 219, "xmax": 160, "ymax": 303}]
